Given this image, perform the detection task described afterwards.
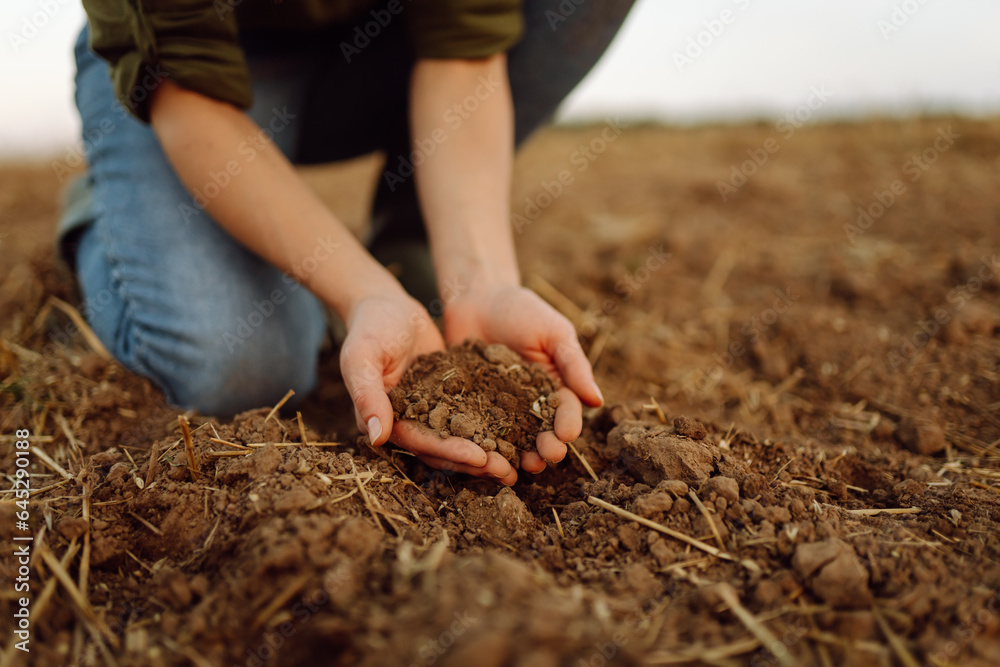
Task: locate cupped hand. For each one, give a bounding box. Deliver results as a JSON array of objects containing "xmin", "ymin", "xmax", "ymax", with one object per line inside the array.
[
  {"xmin": 443, "ymin": 282, "xmax": 604, "ymax": 474},
  {"xmin": 339, "ymin": 292, "xmax": 518, "ymax": 484}
]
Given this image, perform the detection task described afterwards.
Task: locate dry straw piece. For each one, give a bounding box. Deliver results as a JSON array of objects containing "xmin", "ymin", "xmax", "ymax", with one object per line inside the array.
[{"xmin": 178, "ymin": 415, "xmax": 199, "ymax": 482}]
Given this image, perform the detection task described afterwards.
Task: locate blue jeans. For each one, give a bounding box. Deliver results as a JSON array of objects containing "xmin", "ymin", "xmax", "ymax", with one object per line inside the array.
[{"xmin": 71, "ymin": 0, "xmax": 635, "ymax": 416}]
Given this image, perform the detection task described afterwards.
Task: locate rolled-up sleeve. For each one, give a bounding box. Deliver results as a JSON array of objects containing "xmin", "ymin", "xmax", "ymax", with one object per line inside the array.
[
  {"xmin": 82, "ymin": 0, "xmax": 252, "ymax": 122},
  {"xmin": 407, "ymin": 0, "xmax": 524, "ymax": 59}
]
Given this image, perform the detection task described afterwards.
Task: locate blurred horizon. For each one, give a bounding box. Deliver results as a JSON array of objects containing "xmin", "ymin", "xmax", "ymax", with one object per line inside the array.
[{"xmin": 2, "ymin": 0, "xmax": 999, "ymax": 159}]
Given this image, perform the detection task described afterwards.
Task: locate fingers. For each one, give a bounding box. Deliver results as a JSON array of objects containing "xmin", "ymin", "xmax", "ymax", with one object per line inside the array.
[
  {"xmin": 553, "ymin": 387, "xmax": 583, "ymax": 443},
  {"xmin": 391, "ymin": 420, "xmax": 488, "ymax": 468},
  {"xmin": 417, "ymin": 452, "xmax": 517, "ymax": 485},
  {"xmin": 340, "ymin": 343, "xmax": 394, "ymax": 447},
  {"xmin": 536, "ymin": 431, "xmax": 567, "ymax": 464},
  {"xmin": 520, "ymin": 451, "xmax": 547, "ymax": 474},
  {"xmin": 547, "ymin": 326, "xmax": 604, "ymax": 408}
]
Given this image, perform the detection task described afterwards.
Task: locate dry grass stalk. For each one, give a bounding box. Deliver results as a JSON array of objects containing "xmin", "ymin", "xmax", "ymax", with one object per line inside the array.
[
  {"xmin": 646, "ymin": 395, "xmax": 667, "ymax": 424},
  {"xmin": 588, "ymin": 496, "xmax": 734, "ymax": 562},
  {"xmin": 567, "ymin": 441, "xmax": 599, "ymax": 482},
  {"xmin": 124, "ymin": 550, "xmax": 154, "ymax": 574},
  {"xmin": 0, "ymin": 433, "xmax": 53, "ymax": 442},
  {"xmin": 178, "ymin": 415, "xmax": 199, "ymax": 482},
  {"xmin": 689, "ymin": 490, "xmax": 726, "ymax": 551},
  {"xmin": 805, "ymin": 630, "xmax": 888, "ymax": 654},
  {"xmin": 79, "ymin": 494, "xmax": 91, "ymax": 602},
  {"xmin": 203, "ymin": 451, "xmax": 252, "ymax": 459},
  {"xmin": 208, "ymin": 437, "xmax": 249, "ymax": 450},
  {"xmin": 39, "ymin": 547, "xmax": 119, "ymax": 648},
  {"xmin": 843, "ymin": 507, "xmax": 921, "ymax": 516},
  {"xmin": 160, "ymin": 635, "xmax": 215, "ymax": 667},
  {"xmin": 873, "ymin": 608, "xmax": 920, "ymax": 667},
  {"xmin": 700, "ymin": 248, "xmax": 736, "ymax": 304},
  {"xmin": 263, "ymin": 389, "xmax": 295, "ymax": 425},
  {"xmin": 587, "ymin": 328, "xmax": 613, "ymax": 366},
  {"xmin": 142, "ymin": 439, "xmax": 160, "ymax": 492},
  {"xmin": 552, "ymin": 507, "xmax": 565, "ymax": 539},
  {"xmin": 54, "ymin": 411, "xmax": 84, "ymax": 455},
  {"xmin": 715, "ymin": 584, "xmax": 795, "ymax": 667},
  {"xmin": 30, "ymin": 540, "xmax": 80, "ymax": 626},
  {"xmin": 32, "ymin": 446, "xmax": 73, "ymax": 481},
  {"xmin": 252, "ymin": 571, "xmax": 313, "ymax": 630},
  {"xmin": 352, "ymin": 462, "xmax": 385, "ymax": 533},
  {"xmin": 296, "ymin": 411, "xmax": 310, "ymax": 445},
  {"xmin": 528, "ymin": 273, "xmax": 584, "ymax": 326},
  {"xmin": 646, "ymin": 637, "xmax": 761, "ymax": 664},
  {"xmin": 42, "ymin": 296, "xmax": 112, "ymax": 359},
  {"xmin": 126, "ymin": 511, "xmax": 163, "ymax": 536}
]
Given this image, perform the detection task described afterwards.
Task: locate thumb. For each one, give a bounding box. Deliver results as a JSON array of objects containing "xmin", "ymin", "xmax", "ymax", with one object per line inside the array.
[{"xmin": 340, "ymin": 345, "xmax": 394, "ymax": 447}]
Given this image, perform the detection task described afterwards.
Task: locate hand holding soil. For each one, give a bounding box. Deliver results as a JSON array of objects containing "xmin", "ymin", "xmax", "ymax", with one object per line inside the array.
[
  {"xmin": 348, "ymin": 283, "xmax": 602, "ymax": 485},
  {"xmin": 388, "ymin": 340, "xmax": 584, "ymax": 485}
]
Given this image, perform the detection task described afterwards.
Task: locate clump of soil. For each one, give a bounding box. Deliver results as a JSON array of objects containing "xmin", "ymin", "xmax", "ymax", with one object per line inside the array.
[{"xmin": 389, "ymin": 340, "xmax": 557, "ymax": 466}]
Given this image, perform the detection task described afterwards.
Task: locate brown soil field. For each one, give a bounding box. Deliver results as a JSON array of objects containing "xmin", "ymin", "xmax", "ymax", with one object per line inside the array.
[{"xmin": 1, "ymin": 117, "xmax": 999, "ymax": 667}]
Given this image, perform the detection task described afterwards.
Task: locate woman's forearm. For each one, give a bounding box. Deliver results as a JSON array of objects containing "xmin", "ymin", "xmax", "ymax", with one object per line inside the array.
[
  {"xmin": 149, "ymin": 81, "xmax": 406, "ymax": 320},
  {"xmin": 409, "ymin": 55, "xmax": 520, "ymax": 295}
]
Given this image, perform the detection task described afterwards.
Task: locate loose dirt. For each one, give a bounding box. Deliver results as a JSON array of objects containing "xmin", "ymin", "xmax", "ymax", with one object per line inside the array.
[
  {"xmin": 2, "ymin": 118, "xmax": 999, "ymax": 666},
  {"xmin": 389, "ymin": 340, "xmax": 557, "ymax": 465}
]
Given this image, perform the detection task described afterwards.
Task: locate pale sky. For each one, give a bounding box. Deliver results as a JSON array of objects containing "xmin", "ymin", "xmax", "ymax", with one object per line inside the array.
[{"xmin": 2, "ymin": 0, "xmax": 999, "ymax": 158}]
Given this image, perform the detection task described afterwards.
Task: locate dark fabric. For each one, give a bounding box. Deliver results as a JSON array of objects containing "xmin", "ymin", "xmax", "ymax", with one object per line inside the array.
[{"xmin": 81, "ymin": 0, "xmax": 525, "ymax": 121}]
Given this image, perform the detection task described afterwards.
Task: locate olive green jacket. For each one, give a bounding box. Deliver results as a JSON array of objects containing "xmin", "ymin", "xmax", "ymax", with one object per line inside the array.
[{"xmin": 81, "ymin": 0, "xmax": 524, "ymax": 121}]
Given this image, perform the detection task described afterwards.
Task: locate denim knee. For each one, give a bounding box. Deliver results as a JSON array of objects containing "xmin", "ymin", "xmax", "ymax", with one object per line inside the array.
[{"xmin": 148, "ymin": 285, "xmax": 326, "ymax": 418}]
